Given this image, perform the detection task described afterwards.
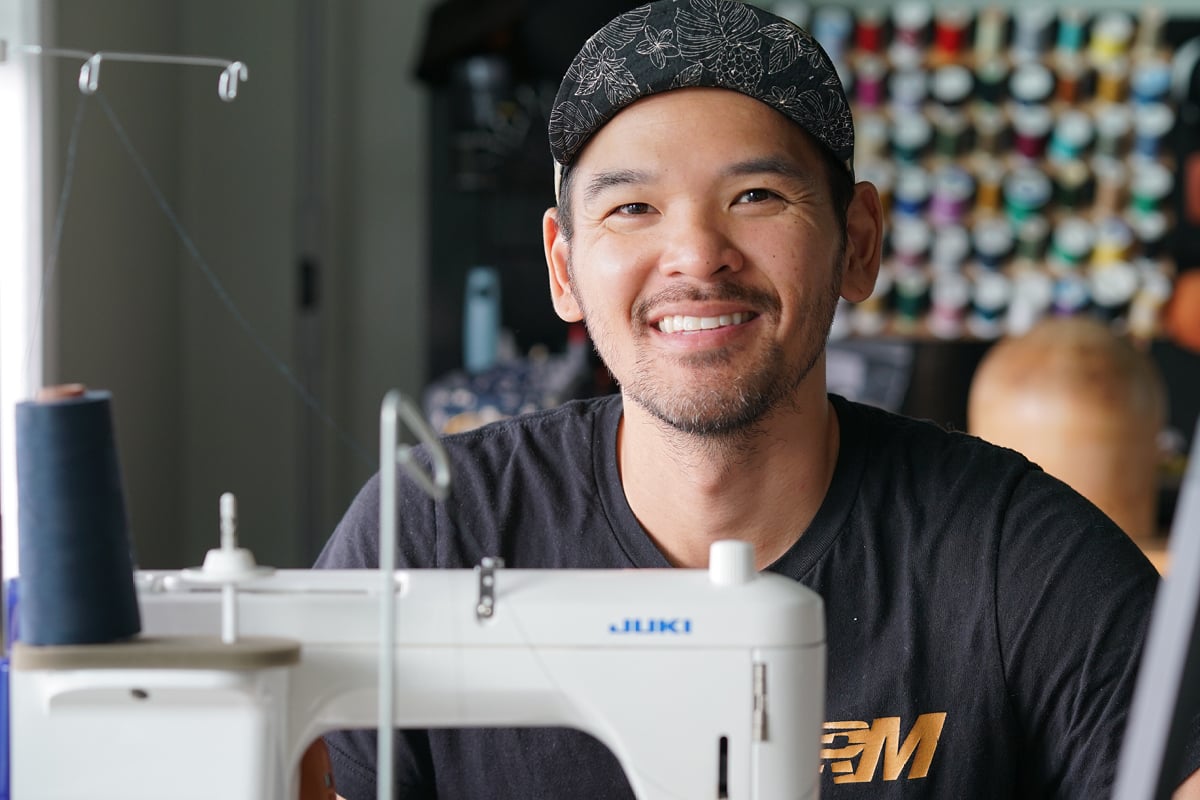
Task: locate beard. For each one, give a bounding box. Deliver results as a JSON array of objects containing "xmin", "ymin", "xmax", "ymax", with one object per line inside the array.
[{"xmin": 571, "ymin": 250, "xmax": 845, "ymax": 440}]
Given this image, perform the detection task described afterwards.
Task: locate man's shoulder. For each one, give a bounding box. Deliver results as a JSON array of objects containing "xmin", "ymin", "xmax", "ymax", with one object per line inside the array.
[
  {"xmin": 834, "ymin": 394, "xmax": 1036, "ymax": 480},
  {"xmin": 429, "ymin": 394, "xmax": 620, "ymax": 473},
  {"xmin": 834, "ymin": 395, "xmax": 1151, "ymax": 574},
  {"xmin": 443, "ymin": 394, "xmax": 621, "ymax": 447},
  {"xmin": 831, "ymin": 394, "xmax": 1125, "ymax": 546}
]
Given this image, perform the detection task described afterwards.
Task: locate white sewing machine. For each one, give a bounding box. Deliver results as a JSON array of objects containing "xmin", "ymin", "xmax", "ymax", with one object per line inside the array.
[{"xmin": 9, "ymin": 393, "xmax": 826, "ymax": 800}]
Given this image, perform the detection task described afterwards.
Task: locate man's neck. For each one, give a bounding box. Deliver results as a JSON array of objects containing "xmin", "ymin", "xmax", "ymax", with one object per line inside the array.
[{"xmin": 617, "ymin": 388, "xmax": 840, "ymax": 570}]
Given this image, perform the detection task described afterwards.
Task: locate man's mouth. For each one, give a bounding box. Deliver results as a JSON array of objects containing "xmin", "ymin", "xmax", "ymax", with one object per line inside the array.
[{"xmin": 656, "ymin": 312, "xmax": 755, "ymax": 334}]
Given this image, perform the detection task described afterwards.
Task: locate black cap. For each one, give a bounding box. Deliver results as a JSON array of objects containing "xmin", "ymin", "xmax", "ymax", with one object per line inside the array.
[{"xmin": 548, "ymin": 0, "xmax": 854, "ymax": 176}]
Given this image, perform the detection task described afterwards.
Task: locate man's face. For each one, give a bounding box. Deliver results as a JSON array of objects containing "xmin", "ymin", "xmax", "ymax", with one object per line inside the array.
[{"xmin": 546, "ymin": 88, "xmax": 850, "ymax": 437}]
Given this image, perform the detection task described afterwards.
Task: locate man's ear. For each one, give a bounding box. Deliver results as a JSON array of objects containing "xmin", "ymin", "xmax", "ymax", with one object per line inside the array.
[
  {"xmin": 544, "ymin": 207, "xmax": 583, "ymax": 322},
  {"xmin": 839, "ymin": 181, "xmax": 884, "ymax": 303}
]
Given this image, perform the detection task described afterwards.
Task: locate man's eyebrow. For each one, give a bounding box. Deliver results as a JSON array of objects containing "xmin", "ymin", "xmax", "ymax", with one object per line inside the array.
[
  {"xmin": 724, "ymin": 157, "xmax": 821, "ymax": 190},
  {"xmin": 582, "ymin": 168, "xmax": 654, "ymax": 204}
]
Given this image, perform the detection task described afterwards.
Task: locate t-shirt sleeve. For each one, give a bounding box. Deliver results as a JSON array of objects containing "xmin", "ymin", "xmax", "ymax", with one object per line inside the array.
[
  {"xmin": 993, "ymin": 468, "xmax": 1167, "ymax": 796},
  {"xmin": 313, "ymin": 472, "xmax": 439, "ymax": 799}
]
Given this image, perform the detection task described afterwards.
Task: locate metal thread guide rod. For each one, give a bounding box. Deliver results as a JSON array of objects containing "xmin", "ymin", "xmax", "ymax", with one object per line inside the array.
[
  {"xmin": 219, "ymin": 493, "xmax": 239, "ymax": 643},
  {"xmin": 179, "ymin": 492, "xmax": 273, "ymax": 642},
  {"xmin": 11, "ymin": 45, "xmax": 248, "ymax": 101},
  {"xmin": 378, "ymin": 390, "xmax": 451, "ymax": 800}
]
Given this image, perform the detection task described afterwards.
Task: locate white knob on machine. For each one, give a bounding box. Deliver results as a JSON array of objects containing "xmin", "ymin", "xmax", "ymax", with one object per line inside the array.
[{"xmin": 709, "ymin": 540, "xmax": 756, "ymax": 586}]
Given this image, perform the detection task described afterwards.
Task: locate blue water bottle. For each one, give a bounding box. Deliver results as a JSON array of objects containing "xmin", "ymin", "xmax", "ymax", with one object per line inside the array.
[{"xmin": 463, "ymin": 266, "xmax": 501, "ymax": 374}]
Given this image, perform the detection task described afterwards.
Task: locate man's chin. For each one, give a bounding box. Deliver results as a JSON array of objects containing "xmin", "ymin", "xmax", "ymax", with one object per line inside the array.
[{"xmin": 632, "ymin": 390, "xmax": 771, "ymax": 438}]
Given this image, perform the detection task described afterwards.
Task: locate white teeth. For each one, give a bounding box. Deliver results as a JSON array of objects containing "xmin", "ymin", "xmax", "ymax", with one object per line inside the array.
[{"xmin": 657, "ymin": 312, "xmax": 749, "ymax": 333}]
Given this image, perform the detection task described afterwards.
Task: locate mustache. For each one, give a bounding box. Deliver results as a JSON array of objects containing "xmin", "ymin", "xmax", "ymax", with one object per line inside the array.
[{"xmin": 632, "ymin": 282, "xmax": 781, "ymax": 323}]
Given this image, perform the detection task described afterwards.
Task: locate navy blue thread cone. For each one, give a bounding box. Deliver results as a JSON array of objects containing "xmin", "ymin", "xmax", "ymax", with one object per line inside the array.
[{"xmin": 15, "ymin": 389, "xmax": 141, "ymax": 645}]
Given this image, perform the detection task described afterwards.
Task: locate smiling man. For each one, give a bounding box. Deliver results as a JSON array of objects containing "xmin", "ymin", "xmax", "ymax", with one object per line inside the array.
[{"xmin": 317, "ymin": 1, "xmax": 1200, "ymax": 798}]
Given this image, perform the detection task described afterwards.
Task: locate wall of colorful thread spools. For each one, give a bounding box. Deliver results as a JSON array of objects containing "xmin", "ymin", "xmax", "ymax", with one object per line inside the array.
[{"xmin": 799, "ymin": 3, "xmax": 1185, "ymax": 342}]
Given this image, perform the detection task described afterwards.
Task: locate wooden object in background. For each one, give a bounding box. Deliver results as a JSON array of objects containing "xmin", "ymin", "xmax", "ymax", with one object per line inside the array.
[{"xmin": 968, "ymin": 316, "xmax": 1167, "ymax": 542}]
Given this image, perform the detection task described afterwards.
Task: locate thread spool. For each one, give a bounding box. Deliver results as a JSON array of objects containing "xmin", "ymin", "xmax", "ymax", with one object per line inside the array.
[
  {"xmin": 812, "ymin": 6, "xmax": 854, "ymax": 66},
  {"xmin": 1010, "ymin": 63, "xmax": 1056, "ymax": 105},
  {"xmin": 932, "ymin": 7, "xmax": 971, "ymax": 62},
  {"xmin": 1132, "ymin": 103, "xmax": 1175, "ymax": 158},
  {"xmin": 1131, "ymin": 58, "xmax": 1172, "ymax": 105},
  {"xmin": 1096, "ymin": 58, "xmax": 1130, "ymax": 103},
  {"xmin": 891, "ymin": 219, "xmax": 932, "ymax": 268},
  {"xmin": 1130, "ymin": 210, "xmax": 1168, "ymax": 260},
  {"xmin": 1129, "ymin": 269, "xmax": 1172, "ymax": 340},
  {"xmin": 855, "ymin": 8, "xmax": 886, "ymax": 54},
  {"xmin": 1090, "ymin": 261, "xmax": 1140, "ymax": 322},
  {"xmin": 1054, "ymin": 54, "xmax": 1089, "ymax": 104},
  {"xmin": 973, "ymin": 217, "xmax": 1014, "ymax": 269},
  {"xmin": 1003, "ymin": 166, "xmax": 1052, "ymax": 223},
  {"xmin": 854, "ymin": 265, "xmax": 894, "ymax": 336},
  {"xmin": 1134, "ymin": 5, "xmax": 1165, "ymax": 56},
  {"xmin": 893, "ymin": 166, "xmax": 932, "ymax": 217},
  {"xmin": 929, "ymin": 165, "xmax": 975, "ymax": 225},
  {"xmin": 892, "ymin": 2, "xmax": 932, "ymax": 52},
  {"xmin": 893, "ymin": 268, "xmax": 931, "ymax": 329},
  {"xmin": 1056, "ymin": 9, "xmax": 1089, "ymax": 56},
  {"xmin": 928, "ymin": 272, "xmax": 971, "ymax": 339},
  {"xmin": 975, "ymin": 59, "xmax": 1009, "ymax": 107},
  {"xmin": 1011, "ymin": 8, "xmax": 1055, "ymax": 63},
  {"xmin": 1048, "ymin": 111, "xmax": 1094, "ymax": 162},
  {"xmin": 855, "ymin": 56, "xmax": 887, "ymax": 109},
  {"xmin": 974, "ymin": 8, "xmax": 1007, "ymax": 61},
  {"xmin": 973, "ymin": 106, "xmax": 1008, "ymax": 155},
  {"xmin": 1052, "ymin": 273, "xmax": 1091, "ymax": 315},
  {"xmin": 1015, "ymin": 215, "xmax": 1050, "ymax": 262},
  {"xmin": 15, "ymin": 387, "xmax": 141, "ymax": 646},
  {"xmin": 1049, "ymin": 216, "xmax": 1096, "ymax": 271},
  {"xmin": 931, "ymin": 224, "xmax": 971, "ymax": 273},
  {"xmin": 974, "ymin": 158, "xmax": 1005, "ymax": 213},
  {"xmin": 1094, "ymin": 105, "xmax": 1132, "ymax": 158},
  {"xmin": 889, "ymin": 68, "xmax": 929, "ymax": 114},
  {"xmin": 856, "ymin": 114, "xmax": 890, "ymax": 161},
  {"xmin": 857, "ymin": 160, "xmax": 895, "ymax": 215},
  {"xmin": 1090, "ymin": 11, "xmax": 1134, "ymax": 64},
  {"xmin": 931, "ymin": 65, "xmax": 973, "ymax": 110},
  {"xmin": 1053, "ymin": 159, "xmax": 1092, "ymax": 211},
  {"xmin": 1011, "ymin": 105, "xmax": 1053, "ymax": 160},
  {"xmin": 1092, "ymin": 215, "xmax": 1134, "ymax": 265},
  {"xmin": 1092, "ymin": 156, "xmax": 1128, "ymax": 215},
  {"xmin": 933, "ymin": 109, "xmax": 971, "ymax": 158},
  {"xmin": 1130, "ymin": 161, "xmax": 1174, "ymax": 214},
  {"xmin": 969, "ymin": 272, "xmax": 1012, "ymax": 339},
  {"xmin": 1007, "ymin": 269, "xmax": 1054, "ymax": 335}
]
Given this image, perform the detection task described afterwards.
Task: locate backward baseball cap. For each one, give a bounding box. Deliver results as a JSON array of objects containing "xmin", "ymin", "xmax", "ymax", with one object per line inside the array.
[{"xmin": 548, "ymin": 0, "xmax": 855, "ymax": 196}]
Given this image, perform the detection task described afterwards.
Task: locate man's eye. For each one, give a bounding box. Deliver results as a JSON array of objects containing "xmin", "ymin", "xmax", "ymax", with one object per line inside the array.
[
  {"xmin": 614, "ymin": 202, "xmax": 650, "ymax": 215},
  {"xmin": 737, "ymin": 188, "xmax": 776, "ymax": 204}
]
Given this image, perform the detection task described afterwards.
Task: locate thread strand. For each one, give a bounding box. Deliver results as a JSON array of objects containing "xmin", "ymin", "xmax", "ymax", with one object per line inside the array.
[{"xmin": 92, "ymin": 91, "xmax": 373, "ymax": 469}]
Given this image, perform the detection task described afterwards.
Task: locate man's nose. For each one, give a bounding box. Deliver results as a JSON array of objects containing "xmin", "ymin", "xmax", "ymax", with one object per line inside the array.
[{"xmin": 656, "ymin": 211, "xmax": 745, "ymax": 280}]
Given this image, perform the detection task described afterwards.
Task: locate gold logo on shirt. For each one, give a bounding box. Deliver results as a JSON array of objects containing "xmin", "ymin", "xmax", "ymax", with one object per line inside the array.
[{"xmin": 820, "ymin": 713, "xmax": 948, "ymax": 783}]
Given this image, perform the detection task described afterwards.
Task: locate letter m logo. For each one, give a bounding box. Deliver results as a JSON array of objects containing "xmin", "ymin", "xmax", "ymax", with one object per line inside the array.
[{"xmin": 820, "ymin": 712, "xmax": 948, "ymax": 783}]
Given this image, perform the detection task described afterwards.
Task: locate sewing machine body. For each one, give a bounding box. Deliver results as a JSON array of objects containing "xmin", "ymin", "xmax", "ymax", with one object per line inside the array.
[{"xmin": 12, "ymin": 564, "xmax": 825, "ymax": 799}]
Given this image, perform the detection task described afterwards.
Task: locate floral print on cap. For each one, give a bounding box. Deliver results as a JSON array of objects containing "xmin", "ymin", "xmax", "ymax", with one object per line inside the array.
[{"xmin": 549, "ymin": 0, "xmax": 854, "ymax": 171}]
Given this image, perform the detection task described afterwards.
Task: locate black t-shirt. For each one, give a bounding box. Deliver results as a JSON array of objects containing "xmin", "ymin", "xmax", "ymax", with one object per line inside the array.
[{"xmin": 315, "ymin": 393, "xmax": 1167, "ymax": 799}]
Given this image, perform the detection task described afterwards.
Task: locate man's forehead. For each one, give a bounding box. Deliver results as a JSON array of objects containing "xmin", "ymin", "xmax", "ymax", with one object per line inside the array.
[
  {"xmin": 586, "ymin": 88, "xmax": 816, "ymax": 149},
  {"xmin": 554, "ymin": 87, "xmax": 826, "ymax": 203},
  {"xmin": 573, "ymin": 90, "xmax": 824, "ymax": 170}
]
